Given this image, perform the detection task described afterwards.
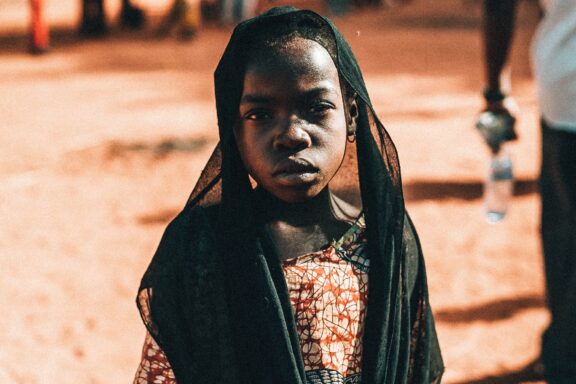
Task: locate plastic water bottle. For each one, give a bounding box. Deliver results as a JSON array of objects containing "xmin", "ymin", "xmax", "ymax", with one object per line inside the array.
[{"xmin": 484, "ymin": 150, "xmax": 514, "ymax": 223}]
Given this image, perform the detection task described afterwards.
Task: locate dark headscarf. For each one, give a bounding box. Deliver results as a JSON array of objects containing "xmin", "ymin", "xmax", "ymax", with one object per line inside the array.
[{"xmin": 137, "ymin": 7, "xmax": 443, "ymax": 384}]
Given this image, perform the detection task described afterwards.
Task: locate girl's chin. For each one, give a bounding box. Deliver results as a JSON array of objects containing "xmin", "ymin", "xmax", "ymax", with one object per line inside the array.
[
  {"xmin": 264, "ymin": 185, "xmax": 324, "ymax": 205},
  {"xmin": 288, "ymin": 191, "xmax": 333, "ymax": 204}
]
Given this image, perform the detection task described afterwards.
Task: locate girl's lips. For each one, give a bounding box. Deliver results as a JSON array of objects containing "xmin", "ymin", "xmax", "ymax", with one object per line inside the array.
[
  {"xmin": 272, "ymin": 159, "xmax": 319, "ymax": 185},
  {"xmin": 273, "ymin": 170, "xmax": 319, "ymax": 185},
  {"xmin": 273, "ymin": 158, "xmax": 318, "ymax": 175}
]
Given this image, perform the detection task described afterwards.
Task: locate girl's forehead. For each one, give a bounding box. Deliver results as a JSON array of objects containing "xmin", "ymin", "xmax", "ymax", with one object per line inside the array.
[{"xmin": 244, "ymin": 38, "xmax": 336, "ymax": 76}]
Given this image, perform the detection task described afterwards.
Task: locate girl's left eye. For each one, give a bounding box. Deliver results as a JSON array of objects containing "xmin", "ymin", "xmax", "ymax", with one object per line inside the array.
[
  {"xmin": 243, "ymin": 109, "xmax": 272, "ymax": 121},
  {"xmin": 309, "ymin": 102, "xmax": 334, "ymax": 114}
]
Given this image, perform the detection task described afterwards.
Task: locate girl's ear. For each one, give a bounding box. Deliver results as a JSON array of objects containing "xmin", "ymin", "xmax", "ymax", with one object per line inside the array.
[{"xmin": 346, "ymin": 95, "xmax": 359, "ymax": 136}]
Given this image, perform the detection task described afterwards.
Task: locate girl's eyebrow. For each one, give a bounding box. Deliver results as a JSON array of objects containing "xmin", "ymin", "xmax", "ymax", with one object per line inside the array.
[
  {"xmin": 240, "ymin": 94, "xmax": 272, "ymax": 104},
  {"xmin": 304, "ymin": 86, "xmax": 340, "ymax": 97},
  {"xmin": 241, "ymin": 87, "xmax": 339, "ymax": 104}
]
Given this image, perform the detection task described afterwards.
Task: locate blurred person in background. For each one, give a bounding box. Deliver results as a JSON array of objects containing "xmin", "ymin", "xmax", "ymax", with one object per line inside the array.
[
  {"xmin": 80, "ymin": 0, "xmax": 145, "ymax": 36},
  {"xmin": 80, "ymin": 0, "xmax": 201, "ymax": 40},
  {"xmin": 220, "ymin": 0, "xmax": 259, "ymax": 24},
  {"xmin": 481, "ymin": 1, "xmax": 576, "ymax": 382},
  {"xmin": 157, "ymin": 0, "xmax": 202, "ymax": 40}
]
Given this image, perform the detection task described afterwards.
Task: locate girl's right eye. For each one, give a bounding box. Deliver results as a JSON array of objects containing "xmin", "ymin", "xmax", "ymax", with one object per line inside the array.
[{"xmin": 243, "ymin": 109, "xmax": 272, "ymax": 121}]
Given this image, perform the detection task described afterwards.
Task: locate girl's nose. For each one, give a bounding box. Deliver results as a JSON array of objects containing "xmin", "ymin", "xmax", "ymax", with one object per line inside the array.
[{"xmin": 274, "ymin": 117, "xmax": 312, "ymax": 151}]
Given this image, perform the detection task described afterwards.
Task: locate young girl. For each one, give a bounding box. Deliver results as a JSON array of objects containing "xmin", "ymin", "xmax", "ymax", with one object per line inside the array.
[{"xmin": 134, "ymin": 7, "xmax": 443, "ymax": 384}]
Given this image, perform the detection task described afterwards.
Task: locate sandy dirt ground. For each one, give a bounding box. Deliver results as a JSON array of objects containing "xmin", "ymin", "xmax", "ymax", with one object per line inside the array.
[{"xmin": 1, "ymin": 0, "xmax": 548, "ymax": 383}]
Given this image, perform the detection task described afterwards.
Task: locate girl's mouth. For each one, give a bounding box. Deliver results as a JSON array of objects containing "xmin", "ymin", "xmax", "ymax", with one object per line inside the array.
[{"xmin": 273, "ymin": 159, "xmax": 319, "ymax": 184}]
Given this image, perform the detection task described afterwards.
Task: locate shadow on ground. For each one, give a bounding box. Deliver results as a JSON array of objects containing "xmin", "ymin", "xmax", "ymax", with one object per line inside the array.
[
  {"xmin": 0, "ymin": 27, "xmax": 114, "ymax": 54},
  {"xmin": 137, "ymin": 208, "xmax": 180, "ymax": 225},
  {"xmin": 0, "ymin": 23, "xmax": 225, "ymax": 54},
  {"xmin": 452, "ymin": 359, "xmax": 544, "ymax": 384},
  {"xmin": 135, "ymin": 178, "xmax": 540, "ymax": 225},
  {"xmin": 107, "ymin": 137, "xmax": 208, "ymax": 159},
  {"xmin": 404, "ymin": 178, "xmax": 538, "ymax": 202},
  {"xmin": 435, "ymin": 294, "xmax": 545, "ymax": 323}
]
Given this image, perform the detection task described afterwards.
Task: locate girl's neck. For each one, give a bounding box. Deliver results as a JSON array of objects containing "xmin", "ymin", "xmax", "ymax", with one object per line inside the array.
[
  {"xmin": 255, "ymin": 187, "xmax": 361, "ymax": 261},
  {"xmin": 257, "ymin": 188, "xmax": 340, "ymax": 228}
]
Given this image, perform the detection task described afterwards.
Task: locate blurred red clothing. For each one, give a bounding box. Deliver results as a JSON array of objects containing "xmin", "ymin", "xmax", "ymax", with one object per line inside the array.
[{"xmin": 29, "ymin": 0, "xmax": 50, "ymax": 53}]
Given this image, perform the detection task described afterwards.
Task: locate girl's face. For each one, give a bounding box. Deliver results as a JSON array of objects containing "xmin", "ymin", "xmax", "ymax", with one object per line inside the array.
[{"xmin": 235, "ymin": 38, "xmax": 355, "ymax": 203}]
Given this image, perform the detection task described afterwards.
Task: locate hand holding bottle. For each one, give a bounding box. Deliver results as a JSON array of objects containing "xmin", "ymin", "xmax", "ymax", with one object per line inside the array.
[
  {"xmin": 476, "ymin": 87, "xmax": 518, "ymax": 150},
  {"xmin": 476, "ymin": 101, "xmax": 518, "ymax": 154}
]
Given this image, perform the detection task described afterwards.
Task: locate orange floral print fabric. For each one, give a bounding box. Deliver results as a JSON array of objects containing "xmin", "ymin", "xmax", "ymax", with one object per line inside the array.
[
  {"xmin": 283, "ymin": 216, "xmax": 369, "ymax": 383},
  {"xmin": 133, "ymin": 333, "xmax": 176, "ymax": 384}
]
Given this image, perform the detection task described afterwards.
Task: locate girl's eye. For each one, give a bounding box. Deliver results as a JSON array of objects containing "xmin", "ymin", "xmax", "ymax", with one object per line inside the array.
[
  {"xmin": 309, "ymin": 102, "xmax": 334, "ymax": 115},
  {"xmin": 243, "ymin": 109, "xmax": 272, "ymax": 121}
]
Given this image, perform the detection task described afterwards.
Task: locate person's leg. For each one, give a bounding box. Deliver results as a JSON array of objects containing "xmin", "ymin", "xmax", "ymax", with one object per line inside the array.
[
  {"xmin": 119, "ymin": 0, "xmax": 145, "ymax": 29},
  {"xmin": 79, "ymin": 0, "xmax": 107, "ymax": 36},
  {"xmin": 326, "ymin": 0, "xmax": 349, "ymax": 16},
  {"xmin": 220, "ymin": 0, "xmax": 235, "ymax": 25},
  {"xmin": 29, "ymin": 0, "xmax": 50, "ymax": 54},
  {"xmin": 178, "ymin": 0, "xmax": 201, "ymax": 40},
  {"xmin": 540, "ymin": 119, "xmax": 576, "ymax": 383},
  {"xmin": 156, "ymin": 0, "xmax": 199, "ymax": 40},
  {"xmin": 239, "ymin": 0, "xmax": 261, "ymax": 21}
]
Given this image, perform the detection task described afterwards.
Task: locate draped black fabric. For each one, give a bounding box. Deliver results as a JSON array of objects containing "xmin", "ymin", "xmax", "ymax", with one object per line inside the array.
[{"xmin": 137, "ymin": 6, "xmax": 443, "ymax": 384}]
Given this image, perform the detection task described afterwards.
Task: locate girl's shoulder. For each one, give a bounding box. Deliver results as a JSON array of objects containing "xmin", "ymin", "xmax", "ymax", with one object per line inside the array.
[
  {"xmin": 160, "ymin": 203, "xmax": 221, "ymax": 243},
  {"xmin": 140, "ymin": 204, "xmax": 222, "ymax": 283}
]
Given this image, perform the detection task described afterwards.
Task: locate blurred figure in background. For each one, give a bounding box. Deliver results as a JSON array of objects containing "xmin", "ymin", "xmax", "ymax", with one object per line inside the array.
[
  {"xmin": 29, "ymin": 0, "xmax": 50, "ymax": 53},
  {"xmin": 80, "ymin": 0, "xmax": 145, "ymax": 36},
  {"xmin": 220, "ymin": 0, "xmax": 259, "ymax": 24},
  {"xmin": 157, "ymin": 0, "xmax": 202, "ymax": 40},
  {"xmin": 481, "ymin": 1, "xmax": 576, "ymax": 382}
]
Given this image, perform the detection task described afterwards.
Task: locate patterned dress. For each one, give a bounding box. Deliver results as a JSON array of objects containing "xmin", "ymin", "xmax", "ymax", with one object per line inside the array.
[
  {"xmin": 133, "ymin": 217, "xmax": 368, "ymax": 384},
  {"xmin": 283, "ymin": 216, "xmax": 368, "ymax": 384}
]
